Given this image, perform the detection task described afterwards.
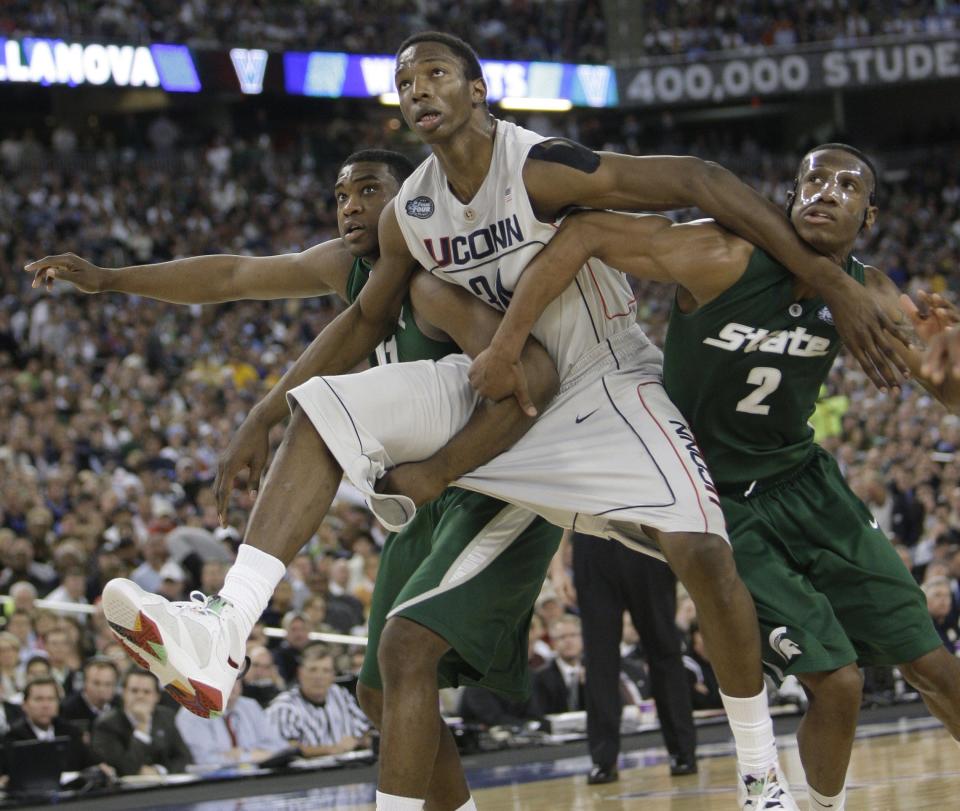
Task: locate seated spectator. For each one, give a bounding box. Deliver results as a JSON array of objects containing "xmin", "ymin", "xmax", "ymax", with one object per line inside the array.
[
  {"xmin": 531, "ymin": 616, "xmax": 585, "ymax": 717},
  {"xmin": 267, "ymin": 644, "xmax": 370, "ymax": 757},
  {"xmin": 0, "ymin": 537, "xmax": 57, "ymax": 595},
  {"xmin": 3, "ymin": 611, "xmax": 36, "ymax": 659},
  {"xmin": 243, "ymin": 645, "xmax": 285, "ymax": 708},
  {"xmin": 130, "ymin": 532, "xmax": 183, "ymax": 595},
  {"xmin": 2, "ymin": 676, "xmax": 111, "ymax": 776},
  {"xmin": 924, "ymin": 576, "xmax": 960, "ymax": 652},
  {"xmin": 40, "ymin": 627, "xmax": 81, "ymax": 695},
  {"xmin": 22, "ymin": 653, "xmax": 53, "ymax": 686},
  {"xmin": 45, "ymin": 567, "xmax": 90, "ymax": 612},
  {"xmin": 176, "ymin": 679, "xmax": 287, "ymax": 767},
  {"xmin": 92, "ymin": 668, "xmax": 192, "ymax": 776},
  {"xmin": 8, "ymin": 581, "xmax": 37, "ymax": 614},
  {"xmin": 60, "ymin": 657, "xmax": 119, "ymax": 737},
  {"xmin": 273, "ymin": 612, "xmax": 312, "ymax": 685},
  {"xmin": 0, "ymin": 632, "xmax": 23, "ymax": 701},
  {"xmin": 260, "ymin": 579, "xmax": 296, "ymax": 629}
]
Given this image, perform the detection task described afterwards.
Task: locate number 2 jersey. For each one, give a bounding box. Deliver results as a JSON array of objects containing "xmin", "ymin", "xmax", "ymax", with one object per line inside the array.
[
  {"xmin": 394, "ymin": 120, "xmax": 638, "ymax": 380},
  {"xmin": 662, "ymin": 248, "xmax": 865, "ymax": 487}
]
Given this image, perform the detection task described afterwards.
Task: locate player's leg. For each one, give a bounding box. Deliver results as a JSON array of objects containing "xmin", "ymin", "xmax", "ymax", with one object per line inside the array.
[
  {"xmin": 373, "ymin": 492, "xmax": 559, "ymax": 809},
  {"xmin": 357, "ymin": 682, "xmax": 470, "ymax": 811},
  {"xmin": 102, "ymin": 406, "xmax": 343, "ymax": 716},
  {"xmin": 897, "ymin": 644, "xmax": 960, "ymax": 739},
  {"xmin": 356, "ymin": 510, "xmax": 472, "ymax": 811},
  {"xmin": 794, "ymin": 666, "xmax": 862, "ymax": 805}
]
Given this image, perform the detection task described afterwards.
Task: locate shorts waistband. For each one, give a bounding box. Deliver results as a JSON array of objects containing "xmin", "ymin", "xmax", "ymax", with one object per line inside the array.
[
  {"xmin": 559, "ymin": 325, "xmax": 656, "ymax": 395},
  {"xmin": 715, "ymin": 449, "xmax": 819, "ymax": 500}
]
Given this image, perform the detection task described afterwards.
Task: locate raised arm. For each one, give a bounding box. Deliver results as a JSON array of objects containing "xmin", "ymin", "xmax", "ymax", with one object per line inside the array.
[
  {"xmin": 24, "ymin": 239, "xmax": 355, "ymax": 303},
  {"xmin": 213, "ymin": 204, "xmax": 418, "ymax": 516},
  {"xmin": 522, "ymin": 145, "xmax": 908, "ymax": 389}
]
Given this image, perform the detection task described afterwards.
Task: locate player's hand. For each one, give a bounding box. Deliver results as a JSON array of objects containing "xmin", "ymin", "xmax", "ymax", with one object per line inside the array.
[
  {"xmin": 468, "ymin": 346, "xmax": 537, "ymax": 416},
  {"xmin": 817, "ymin": 272, "xmax": 910, "ymax": 391},
  {"xmin": 24, "ymin": 252, "xmax": 106, "ymax": 293},
  {"xmin": 214, "ymin": 412, "xmax": 271, "ymax": 524},
  {"xmin": 900, "ymin": 291, "xmax": 960, "ymax": 344},
  {"xmin": 920, "ymin": 328, "xmax": 960, "ymax": 385}
]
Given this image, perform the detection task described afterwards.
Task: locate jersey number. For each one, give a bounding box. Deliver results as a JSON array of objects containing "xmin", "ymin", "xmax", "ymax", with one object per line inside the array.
[{"xmin": 735, "ymin": 367, "xmax": 782, "ymax": 416}]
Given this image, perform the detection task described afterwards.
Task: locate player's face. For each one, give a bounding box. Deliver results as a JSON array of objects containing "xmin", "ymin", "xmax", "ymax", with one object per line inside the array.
[
  {"xmin": 791, "ymin": 150, "xmax": 877, "ymax": 253},
  {"xmin": 395, "ymin": 43, "xmax": 485, "ymax": 144},
  {"xmin": 335, "ymin": 161, "xmax": 401, "ymax": 258}
]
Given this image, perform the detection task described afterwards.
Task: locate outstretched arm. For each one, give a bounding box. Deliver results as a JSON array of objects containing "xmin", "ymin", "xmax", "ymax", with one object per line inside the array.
[
  {"xmin": 523, "ymin": 146, "xmax": 909, "ymax": 390},
  {"xmin": 24, "ymin": 240, "xmax": 355, "ymax": 303},
  {"xmin": 213, "ymin": 205, "xmax": 417, "ymax": 517}
]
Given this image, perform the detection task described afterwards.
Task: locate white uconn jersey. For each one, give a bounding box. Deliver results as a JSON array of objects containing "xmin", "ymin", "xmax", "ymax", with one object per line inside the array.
[{"xmin": 395, "ymin": 121, "xmax": 637, "ymax": 379}]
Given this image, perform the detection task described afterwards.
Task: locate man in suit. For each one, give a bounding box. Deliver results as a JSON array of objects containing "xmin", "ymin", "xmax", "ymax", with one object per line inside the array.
[
  {"xmin": 531, "ymin": 616, "xmax": 585, "ymax": 717},
  {"xmin": 92, "ymin": 668, "xmax": 192, "ymax": 776},
  {"xmin": 567, "ymin": 532, "xmax": 698, "ymax": 784},
  {"xmin": 3, "ymin": 676, "xmax": 112, "ymax": 776},
  {"xmin": 60, "ymin": 657, "xmax": 119, "ymax": 738}
]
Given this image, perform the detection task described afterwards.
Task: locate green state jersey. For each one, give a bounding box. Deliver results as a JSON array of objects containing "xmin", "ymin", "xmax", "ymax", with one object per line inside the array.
[
  {"xmin": 662, "ymin": 248, "xmax": 865, "ymax": 487},
  {"xmin": 345, "ymin": 257, "xmax": 459, "ymax": 364}
]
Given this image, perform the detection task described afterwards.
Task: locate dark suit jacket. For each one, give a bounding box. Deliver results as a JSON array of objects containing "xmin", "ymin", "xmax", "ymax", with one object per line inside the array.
[
  {"xmin": 531, "ymin": 660, "xmax": 585, "ymax": 718},
  {"xmin": 92, "ymin": 705, "xmax": 192, "ymax": 776},
  {"xmin": 3, "ymin": 717, "xmax": 98, "ymax": 773},
  {"xmin": 60, "ymin": 692, "xmax": 116, "ymax": 736}
]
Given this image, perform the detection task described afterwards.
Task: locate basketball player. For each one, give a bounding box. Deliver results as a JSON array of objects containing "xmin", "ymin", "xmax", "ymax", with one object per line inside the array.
[
  {"xmin": 468, "ymin": 143, "xmax": 960, "ymax": 811},
  {"xmin": 27, "ymin": 149, "xmax": 562, "ymax": 811},
  {"xmin": 97, "ymin": 33, "xmax": 906, "ymax": 811}
]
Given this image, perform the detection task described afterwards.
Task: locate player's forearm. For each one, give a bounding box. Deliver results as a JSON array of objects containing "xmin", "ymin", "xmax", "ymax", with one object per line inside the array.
[
  {"xmin": 106, "ymin": 255, "xmax": 244, "ymax": 303},
  {"xmin": 415, "ymin": 338, "xmax": 559, "ymax": 483},
  {"xmin": 491, "ymin": 223, "xmax": 592, "ymax": 361},
  {"xmin": 251, "ymin": 304, "xmax": 393, "ymax": 427}
]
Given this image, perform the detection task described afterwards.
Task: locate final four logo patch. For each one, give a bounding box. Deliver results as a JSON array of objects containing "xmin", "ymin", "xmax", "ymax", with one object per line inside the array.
[{"xmin": 405, "ymin": 196, "xmax": 435, "ymax": 219}]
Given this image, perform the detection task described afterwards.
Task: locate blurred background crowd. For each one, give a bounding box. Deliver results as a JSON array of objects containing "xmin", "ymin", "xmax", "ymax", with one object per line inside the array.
[{"xmin": 1, "ymin": 0, "xmax": 960, "ymax": 786}]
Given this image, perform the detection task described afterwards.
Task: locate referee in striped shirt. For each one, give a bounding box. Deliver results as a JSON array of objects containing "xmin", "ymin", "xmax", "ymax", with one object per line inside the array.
[{"xmin": 267, "ymin": 643, "xmax": 371, "ymax": 757}]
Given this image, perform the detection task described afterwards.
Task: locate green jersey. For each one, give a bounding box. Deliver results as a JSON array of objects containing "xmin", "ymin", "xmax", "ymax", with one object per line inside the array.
[
  {"xmin": 345, "ymin": 257, "xmax": 459, "ymax": 364},
  {"xmin": 662, "ymin": 248, "xmax": 865, "ymax": 487}
]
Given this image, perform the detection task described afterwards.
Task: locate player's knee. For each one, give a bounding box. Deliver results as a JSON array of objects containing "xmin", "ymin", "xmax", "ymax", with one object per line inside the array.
[
  {"xmin": 824, "ymin": 664, "xmax": 864, "ymax": 705},
  {"xmin": 378, "ymin": 617, "xmax": 449, "ymax": 684},
  {"xmin": 356, "ymin": 682, "xmax": 384, "ymax": 728},
  {"xmin": 900, "ymin": 646, "xmax": 958, "ymax": 692},
  {"xmin": 663, "ymin": 531, "xmax": 735, "ymax": 587}
]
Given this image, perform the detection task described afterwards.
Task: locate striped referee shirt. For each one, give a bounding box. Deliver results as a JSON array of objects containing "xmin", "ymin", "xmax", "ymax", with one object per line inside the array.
[{"xmin": 267, "ymin": 684, "xmax": 370, "ymax": 747}]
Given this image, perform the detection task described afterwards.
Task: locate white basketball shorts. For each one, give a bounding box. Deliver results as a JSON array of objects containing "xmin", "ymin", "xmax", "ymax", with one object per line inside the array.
[{"xmin": 287, "ymin": 325, "xmax": 727, "ymax": 557}]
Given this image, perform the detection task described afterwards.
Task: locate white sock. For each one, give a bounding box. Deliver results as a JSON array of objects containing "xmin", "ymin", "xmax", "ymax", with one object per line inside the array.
[
  {"xmin": 218, "ymin": 545, "xmax": 287, "ymax": 640},
  {"xmin": 375, "ymin": 791, "xmax": 424, "ymax": 811},
  {"xmin": 454, "ymin": 798, "xmax": 478, "ymax": 811},
  {"xmin": 808, "ymin": 784, "xmax": 845, "ymax": 810},
  {"xmin": 720, "ymin": 685, "xmax": 778, "ymax": 775}
]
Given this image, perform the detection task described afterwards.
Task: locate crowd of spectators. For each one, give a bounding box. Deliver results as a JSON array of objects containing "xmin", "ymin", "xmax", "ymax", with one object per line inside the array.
[
  {"xmin": 1, "ymin": 0, "xmax": 608, "ymax": 63},
  {"xmin": 1, "ymin": 108, "xmax": 960, "ymax": 785},
  {"xmin": 640, "ymin": 1, "xmax": 960, "ymax": 58}
]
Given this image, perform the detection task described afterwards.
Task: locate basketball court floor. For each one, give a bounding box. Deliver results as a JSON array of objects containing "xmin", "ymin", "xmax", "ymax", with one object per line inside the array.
[{"xmin": 131, "ymin": 715, "xmax": 955, "ymax": 811}]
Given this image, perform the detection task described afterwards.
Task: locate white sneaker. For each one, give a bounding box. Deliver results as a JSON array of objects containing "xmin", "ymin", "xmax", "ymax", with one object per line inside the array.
[
  {"xmin": 102, "ymin": 578, "xmax": 246, "ymax": 719},
  {"xmin": 737, "ymin": 765, "xmax": 800, "ymax": 810}
]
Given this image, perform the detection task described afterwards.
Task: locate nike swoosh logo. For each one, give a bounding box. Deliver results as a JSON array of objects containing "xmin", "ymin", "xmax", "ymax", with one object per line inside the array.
[
  {"xmin": 869, "ymin": 518, "xmax": 879, "ymax": 530},
  {"xmin": 575, "ymin": 409, "xmax": 599, "ymax": 424},
  {"xmin": 811, "ymin": 801, "xmax": 833, "ymax": 809}
]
